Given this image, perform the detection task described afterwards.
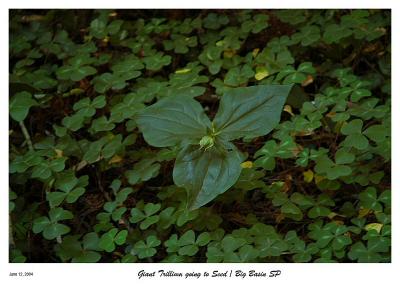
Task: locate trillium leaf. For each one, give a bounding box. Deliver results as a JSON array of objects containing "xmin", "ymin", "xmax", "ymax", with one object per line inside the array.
[
  {"xmin": 136, "ymin": 85, "xmax": 291, "ymax": 209},
  {"xmin": 213, "ymin": 85, "xmax": 293, "ymax": 140},
  {"xmin": 136, "ymin": 96, "xmax": 212, "ymax": 147},
  {"xmin": 173, "ymin": 145, "xmax": 244, "ymax": 210}
]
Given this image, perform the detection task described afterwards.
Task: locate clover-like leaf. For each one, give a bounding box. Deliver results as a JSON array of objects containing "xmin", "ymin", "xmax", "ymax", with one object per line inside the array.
[
  {"xmin": 307, "ymin": 195, "xmax": 334, "ymax": 218},
  {"xmin": 254, "ymin": 137, "xmax": 298, "ymax": 170},
  {"xmin": 158, "ymin": 207, "xmax": 177, "ymax": 229},
  {"xmin": 348, "ymin": 239, "xmax": 389, "ymax": 263},
  {"xmin": 198, "ymin": 45, "xmax": 223, "ymax": 75},
  {"xmin": 335, "ymin": 148, "xmax": 355, "ymax": 164},
  {"xmin": 90, "ymin": 116, "xmax": 116, "ymax": 133},
  {"xmin": 308, "ymin": 222, "xmax": 352, "ymax": 250},
  {"xmin": 32, "ymin": 207, "xmax": 73, "ymax": 240},
  {"xmin": 42, "ymin": 223, "xmax": 71, "ymax": 240},
  {"xmin": 323, "ymin": 24, "xmax": 353, "ymax": 44},
  {"xmin": 129, "ymin": 203, "xmax": 161, "ymax": 229},
  {"xmin": 47, "ymin": 173, "xmax": 87, "ymax": 207},
  {"xmin": 125, "ymin": 158, "xmax": 160, "ymax": 185},
  {"xmin": 164, "ymin": 234, "xmax": 180, "ymax": 253},
  {"xmin": 359, "ymin": 187, "xmax": 390, "ymax": 212},
  {"xmin": 90, "ymin": 18, "xmax": 123, "ymax": 39},
  {"xmin": 132, "ymin": 235, "xmax": 161, "ymax": 259},
  {"xmin": 276, "ymin": 62, "xmax": 315, "ymax": 84},
  {"xmin": 206, "ymin": 246, "xmax": 224, "ymax": 262},
  {"xmin": 56, "ymin": 54, "xmax": 97, "ymax": 81},
  {"xmin": 92, "ymin": 73, "xmax": 126, "ymax": 93},
  {"xmin": 221, "ymin": 235, "xmax": 247, "ymax": 252},
  {"xmin": 129, "ymin": 208, "xmax": 146, "ymax": 223},
  {"xmin": 143, "ymin": 52, "xmax": 171, "ymax": 71},
  {"xmin": 163, "ymin": 34, "xmax": 197, "ymax": 54},
  {"xmin": 111, "ymin": 56, "xmax": 143, "ymax": 81},
  {"xmin": 241, "ymin": 14, "xmax": 269, "ymax": 34},
  {"xmin": 238, "ymin": 245, "xmax": 260, "ymax": 262},
  {"xmin": 99, "ymin": 228, "xmax": 128, "ymax": 252},
  {"xmin": 10, "ymin": 91, "xmax": 37, "ymax": 122},
  {"xmin": 292, "ymin": 25, "xmax": 320, "ymax": 46},
  {"xmin": 203, "ymin": 13, "xmax": 229, "ymax": 30},
  {"xmin": 341, "ymin": 119, "xmax": 369, "ymax": 150},
  {"xmin": 314, "ymin": 155, "xmax": 352, "ymax": 180},
  {"xmin": 363, "ymin": 124, "xmax": 389, "ymax": 143},
  {"xmin": 10, "ymin": 151, "xmax": 42, "ymax": 174},
  {"xmin": 169, "ymin": 63, "xmax": 209, "ymax": 88},
  {"xmin": 223, "ymin": 64, "xmax": 254, "ymax": 87},
  {"xmin": 31, "ymin": 157, "xmax": 67, "ymax": 180}
]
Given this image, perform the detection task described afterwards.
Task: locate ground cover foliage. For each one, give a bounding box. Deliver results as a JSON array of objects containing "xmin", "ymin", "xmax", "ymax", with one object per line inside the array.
[{"xmin": 9, "ymin": 9, "xmax": 391, "ymax": 263}]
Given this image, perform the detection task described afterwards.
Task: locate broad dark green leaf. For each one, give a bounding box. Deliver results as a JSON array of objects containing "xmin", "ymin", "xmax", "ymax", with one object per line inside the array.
[
  {"xmin": 173, "ymin": 145, "xmax": 243, "ymax": 209},
  {"xmin": 136, "ymin": 96, "xmax": 212, "ymax": 147},
  {"xmin": 213, "ymin": 85, "xmax": 292, "ymax": 140}
]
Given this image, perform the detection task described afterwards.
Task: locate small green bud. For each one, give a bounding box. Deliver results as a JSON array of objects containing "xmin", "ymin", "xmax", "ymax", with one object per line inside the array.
[{"xmin": 199, "ymin": 135, "xmax": 214, "ymax": 150}]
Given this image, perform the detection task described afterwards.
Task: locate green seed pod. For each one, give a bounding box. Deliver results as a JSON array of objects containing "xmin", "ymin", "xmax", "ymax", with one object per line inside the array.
[{"xmin": 199, "ymin": 135, "xmax": 214, "ymax": 150}]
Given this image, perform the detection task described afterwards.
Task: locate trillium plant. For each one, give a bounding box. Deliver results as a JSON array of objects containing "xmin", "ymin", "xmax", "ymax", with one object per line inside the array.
[{"xmin": 136, "ymin": 85, "xmax": 293, "ymax": 209}]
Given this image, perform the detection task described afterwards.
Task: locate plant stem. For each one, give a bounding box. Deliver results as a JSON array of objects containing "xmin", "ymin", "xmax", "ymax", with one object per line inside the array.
[
  {"xmin": 19, "ymin": 121, "xmax": 34, "ymax": 151},
  {"xmin": 9, "ymin": 217, "xmax": 15, "ymax": 247}
]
